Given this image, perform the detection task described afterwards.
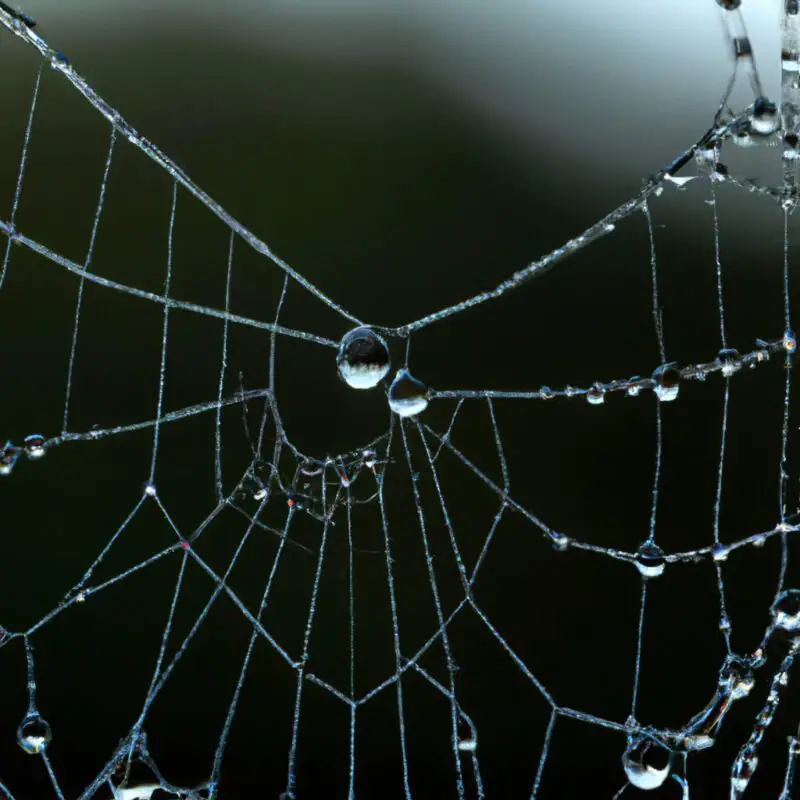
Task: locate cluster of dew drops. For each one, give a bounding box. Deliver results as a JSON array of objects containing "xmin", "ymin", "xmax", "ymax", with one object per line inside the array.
[
  {"xmin": 3, "ymin": 312, "xmax": 800, "ymax": 790},
  {"xmin": 336, "ymin": 326, "xmax": 429, "ymax": 416}
]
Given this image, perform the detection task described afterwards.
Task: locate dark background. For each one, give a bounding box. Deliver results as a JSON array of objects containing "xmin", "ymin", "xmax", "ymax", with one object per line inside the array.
[{"xmin": 1, "ymin": 1, "xmax": 800, "ymax": 798}]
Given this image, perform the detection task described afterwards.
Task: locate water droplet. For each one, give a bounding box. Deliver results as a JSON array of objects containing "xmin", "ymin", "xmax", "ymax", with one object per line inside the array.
[
  {"xmin": 773, "ymin": 589, "xmax": 800, "ymax": 632},
  {"xmin": 336, "ymin": 327, "xmax": 391, "ymax": 390},
  {"xmin": 717, "ymin": 348, "xmax": 742, "ymax": 377},
  {"xmin": 388, "ymin": 369, "xmax": 429, "ymax": 417},
  {"xmin": 17, "ymin": 714, "xmax": 51, "ymax": 754},
  {"xmin": 652, "ymin": 364, "xmax": 681, "ymax": 402},
  {"xmin": 51, "ymin": 51, "xmax": 70, "ymax": 70},
  {"xmin": 23, "ymin": 434, "xmax": 45, "ymax": 459},
  {"xmin": 552, "ymin": 533, "xmax": 569, "ymax": 551},
  {"xmin": 722, "ymin": 658, "xmax": 755, "ymax": 700},
  {"xmin": 0, "ymin": 442, "xmax": 19, "ymax": 476},
  {"xmin": 300, "ymin": 460, "xmax": 323, "ymax": 477},
  {"xmin": 457, "ymin": 737, "xmax": 477, "ymax": 753},
  {"xmin": 635, "ymin": 542, "xmax": 665, "ymax": 578},
  {"xmin": 784, "ymin": 328, "xmax": 797, "ymax": 353},
  {"xmin": 622, "ymin": 736, "xmax": 672, "ymax": 791},
  {"xmin": 143, "ymin": 481, "xmax": 157, "ymax": 498},
  {"xmin": 626, "ymin": 378, "xmax": 642, "ymax": 398},
  {"xmin": 753, "ymin": 534, "xmax": 767, "ymax": 547},
  {"xmin": 731, "ymin": 754, "xmax": 758, "ymax": 794},
  {"xmin": 253, "ymin": 488, "xmax": 267, "ymax": 501},
  {"xmin": 681, "ymin": 733, "xmax": 714, "ymax": 751},
  {"xmin": 716, "ymin": 0, "xmax": 741, "ymax": 10},
  {"xmin": 539, "ymin": 386, "xmax": 555, "ymax": 400},
  {"xmin": 604, "ymin": 223, "xmax": 616, "ymax": 233},
  {"xmin": 586, "ymin": 383, "xmax": 605, "ymax": 406},
  {"xmin": 751, "ymin": 97, "xmax": 780, "ymax": 136},
  {"xmin": 713, "ymin": 542, "xmax": 730, "ymax": 562},
  {"xmin": 719, "ymin": 615, "xmax": 731, "ymax": 633},
  {"xmin": 362, "ymin": 449, "xmax": 377, "ymax": 469}
]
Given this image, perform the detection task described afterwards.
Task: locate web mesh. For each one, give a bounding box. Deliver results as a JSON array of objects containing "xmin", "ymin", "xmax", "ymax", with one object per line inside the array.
[{"xmin": 2, "ymin": 1, "xmax": 800, "ymax": 798}]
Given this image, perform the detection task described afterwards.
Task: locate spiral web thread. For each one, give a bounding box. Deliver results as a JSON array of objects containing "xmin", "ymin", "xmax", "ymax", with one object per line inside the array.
[{"xmin": 3, "ymin": 2, "xmax": 800, "ymax": 798}]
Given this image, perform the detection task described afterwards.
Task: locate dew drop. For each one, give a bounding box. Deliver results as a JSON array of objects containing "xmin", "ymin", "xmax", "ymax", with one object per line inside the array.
[
  {"xmin": 0, "ymin": 442, "xmax": 19, "ymax": 476},
  {"xmin": 253, "ymin": 488, "xmax": 267, "ymax": 501},
  {"xmin": 652, "ymin": 364, "xmax": 681, "ymax": 402},
  {"xmin": 721, "ymin": 659, "xmax": 755, "ymax": 700},
  {"xmin": 586, "ymin": 383, "xmax": 605, "ymax": 406},
  {"xmin": 388, "ymin": 369, "xmax": 429, "ymax": 417},
  {"xmin": 682, "ymin": 733, "xmax": 714, "ymax": 751},
  {"xmin": 17, "ymin": 714, "xmax": 52, "ymax": 754},
  {"xmin": 457, "ymin": 737, "xmax": 477, "ymax": 753},
  {"xmin": 336, "ymin": 327, "xmax": 391, "ymax": 390},
  {"xmin": 362, "ymin": 449, "xmax": 377, "ymax": 469},
  {"xmin": 51, "ymin": 51, "xmax": 70, "ymax": 70},
  {"xmin": 719, "ymin": 615, "xmax": 731, "ymax": 633},
  {"xmin": 552, "ymin": 533, "xmax": 569, "ymax": 551},
  {"xmin": 751, "ymin": 97, "xmax": 780, "ymax": 136},
  {"xmin": 23, "ymin": 434, "xmax": 46, "ymax": 459},
  {"xmin": 626, "ymin": 378, "xmax": 642, "ymax": 398},
  {"xmin": 635, "ymin": 542, "xmax": 665, "ymax": 578},
  {"xmin": 717, "ymin": 348, "xmax": 742, "ymax": 377},
  {"xmin": 539, "ymin": 386, "xmax": 555, "ymax": 400},
  {"xmin": 784, "ymin": 328, "xmax": 797, "ymax": 353},
  {"xmin": 713, "ymin": 542, "xmax": 730, "ymax": 562},
  {"xmin": 622, "ymin": 736, "xmax": 672, "ymax": 791},
  {"xmin": 773, "ymin": 589, "xmax": 800, "ymax": 632},
  {"xmin": 143, "ymin": 481, "xmax": 157, "ymax": 498},
  {"xmin": 716, "ymin": 0, "xmax": 741, "ymax": 10}
]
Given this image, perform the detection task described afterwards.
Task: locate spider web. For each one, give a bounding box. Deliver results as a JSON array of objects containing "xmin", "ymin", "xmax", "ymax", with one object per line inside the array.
[{"xmin": 1, "ymin": 1, "xmax": 800, "ymax": 798}]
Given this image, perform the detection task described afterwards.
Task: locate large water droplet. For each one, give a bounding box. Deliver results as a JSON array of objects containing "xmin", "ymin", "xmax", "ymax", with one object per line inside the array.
[
  {"xmin": 17, "ymin": 714, "xmax": 52, "ymax": 754},
  {"xmin": 751, "ymin": 97, "xmax": 780, "ymax": 136},
  {"xmin": 635, "ymin": 542, "xmax": 665, "ymax": 578},
  {"xmin": 622, "ymin": 736, "xmax": 672, "ymax": 791},
  {"xmin": 713, "ymin": 543, "xmax": 730, "ymax": 562},
  {"xmin": 784, "ymin": 328, "xmax": 797, "ymax": 353},
  {"xmin": 551, "ymin": 533, "xmax": 569, "ymax": 551},
  {"xmin": 717, "ymin": 348, "xmax": 742, "ymax": 377},
  {"xmin": 652, "ymin": 364, "xmax": 680, "ymax": 402},
  {"xmin": 773, "ymin": 589, "xmax": 800, "ymax": 632},
  {"xmin": 23, "ymin": 434, "xmax": 46, "ymax": 460},
  {"xmin": 586, "ymin": 383, "xmax": 605, "ymax": 406},
  {"xmin": 336, "ymin": 327, "xmax": 390, "ymax": 390},
  {"xmin": 388, "ymin": 369, "xmax": 429, "ymax": 417}
]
